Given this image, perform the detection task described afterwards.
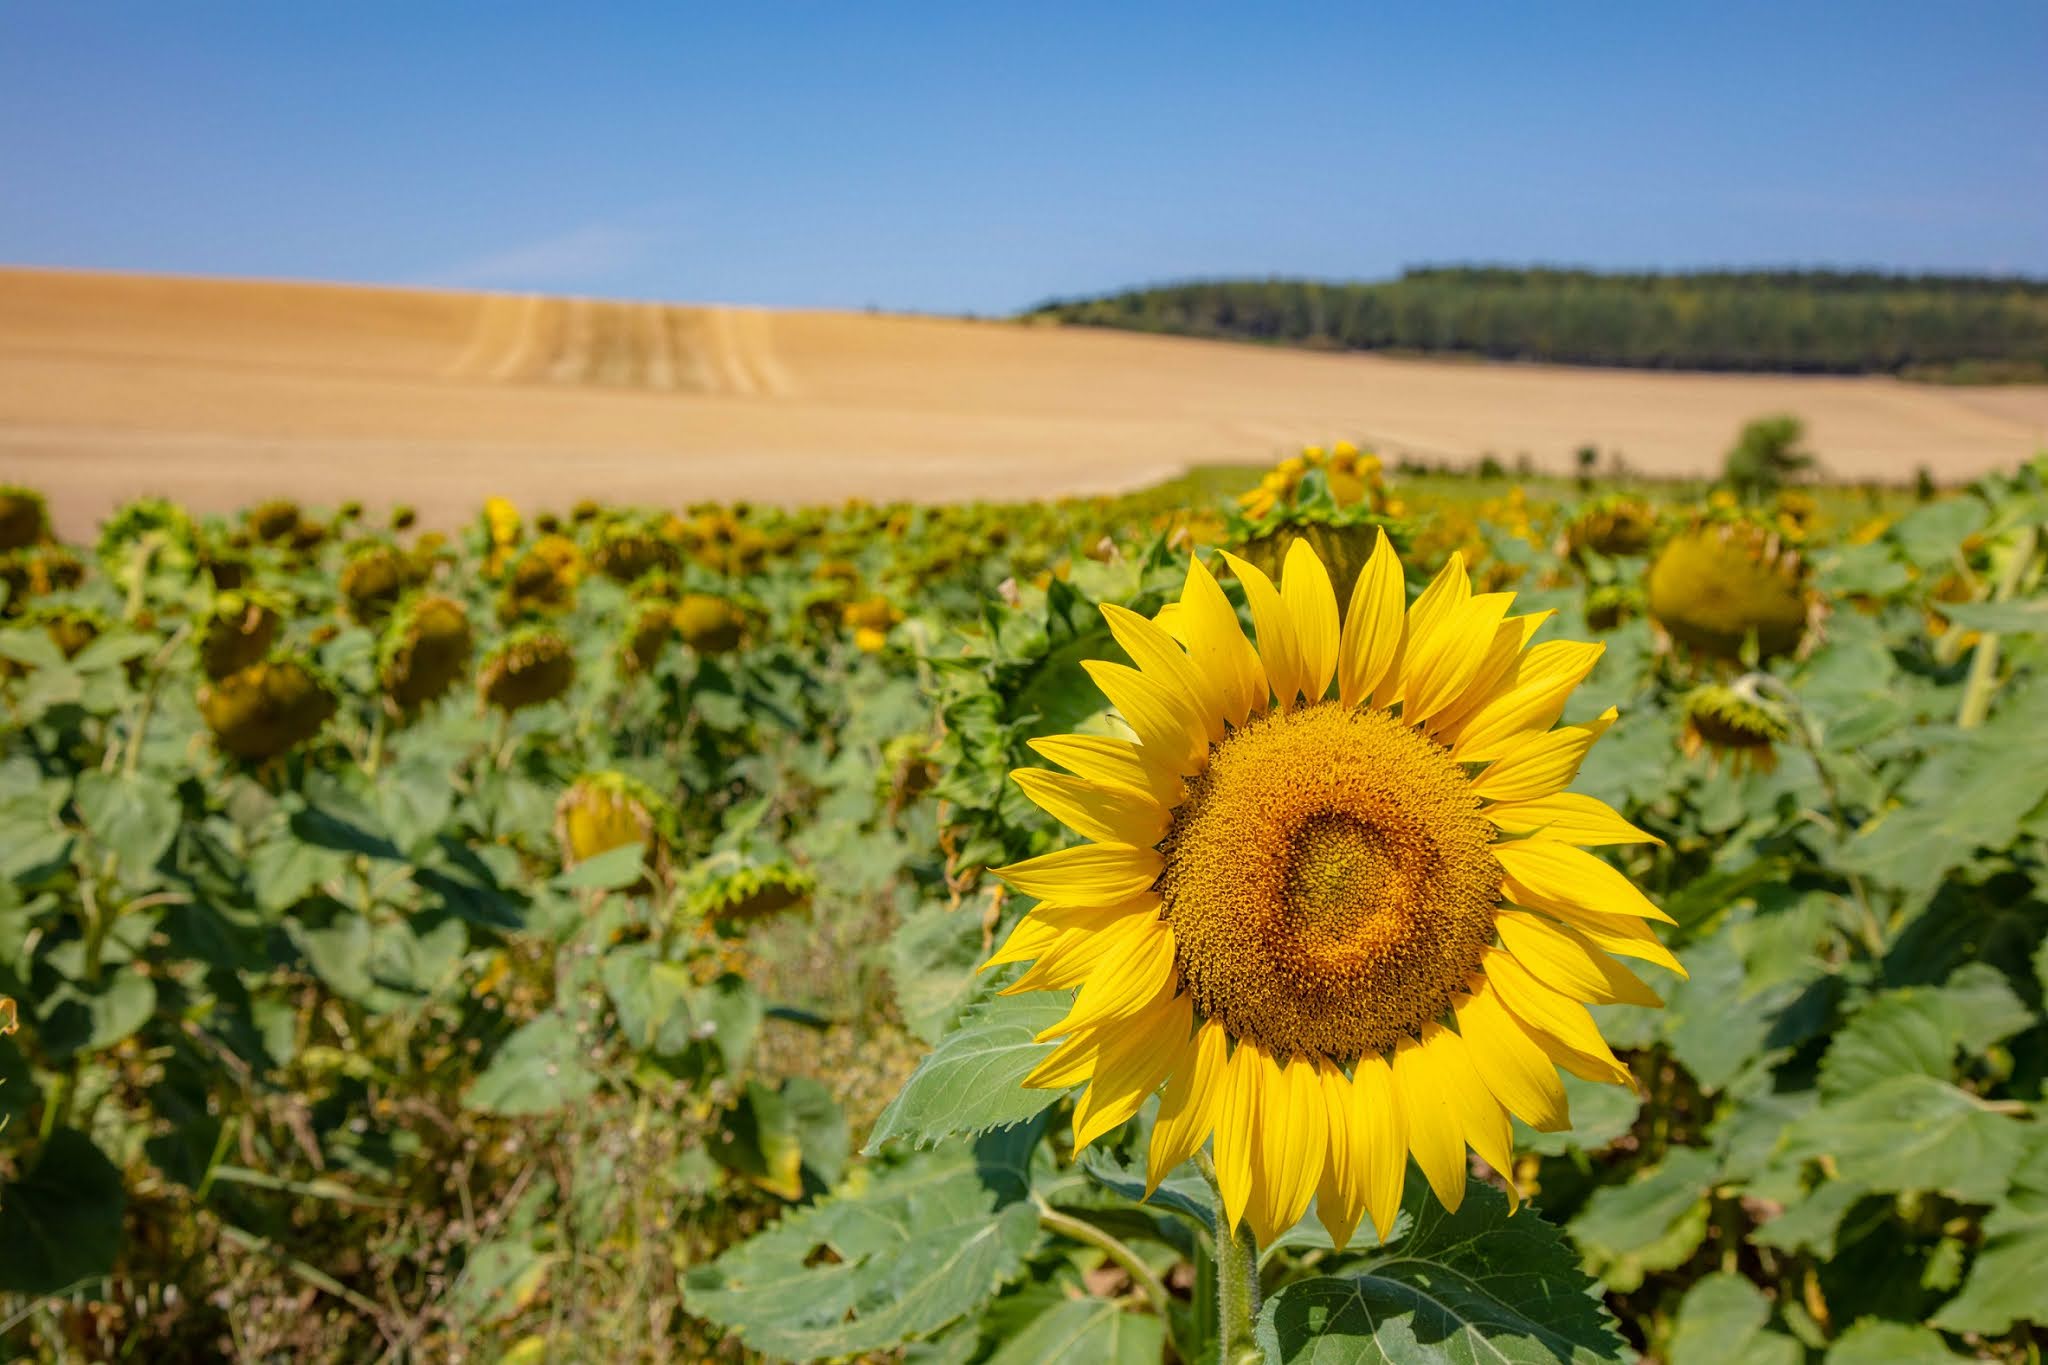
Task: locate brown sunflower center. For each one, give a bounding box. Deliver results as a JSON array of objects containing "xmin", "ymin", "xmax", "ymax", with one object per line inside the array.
[{"xmin": 1156, "ymin": 701, "xmax": 1501, "ymax": 1063}]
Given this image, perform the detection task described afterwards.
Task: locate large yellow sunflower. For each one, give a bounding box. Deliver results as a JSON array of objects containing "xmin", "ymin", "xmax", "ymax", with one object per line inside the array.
[{"xmin": 989, "ymin": 535, "xmax": 1679, "ymax": 1250}]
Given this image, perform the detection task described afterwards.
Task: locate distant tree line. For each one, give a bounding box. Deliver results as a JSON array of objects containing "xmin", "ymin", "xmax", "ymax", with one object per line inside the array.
[{"xmin": 1024, "ymin": 267, "xmax": 2048, "ymax": 379}]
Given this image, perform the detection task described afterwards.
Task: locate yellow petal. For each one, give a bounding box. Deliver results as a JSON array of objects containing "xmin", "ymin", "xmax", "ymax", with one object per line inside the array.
[
  {"xmin": 1483, "ymin": 948, "xmax": 1632, "ymax": 1085},
  {"xmin": 1337, "ymin": 530, "xmax": 1405, "ymax": 709},
  {"xmin": 1449, "ymin": 641, "xmax": 1607, "ymax": 761},
  {"xmin": 1484, "ymin": 793, "xmax": 1661, "ymax": 847},
  {"xmin": 1469, "ymin": 707, "xmax": 1618, "ymax": 803},
  {"xmin": 1082, "ymin": 661, "xmax": 1207, "ymax": 775},
  {"xmin": 1495, "ymin": 909, "xmax": 1663, "ymax": 1007},
  {"xmin": 1179, "ymin": 554, "xmax": 1266, "ymax": 726},
  {"xmin": 1378, "ymin": 551, "xmax": 1470, "ymax": 708},
  {"xmin": 979, "ymin": 912, "xmax": 1061, "ymax": 972},
  {"xmin": 1035, "ymin": 917, "xmax": 1177, "ymax": 1039},
  {"xmin": 1220, "ymin": 551, "xmax": 1302, "ymax": 712},
  {"xmin": 1348, "ymin": 1053, "xmax": 1408, "ymax": 1242},
  {"xmin": 1391, "ymin": 1033, "xmax": 1467, "ymax": 1212},
  {"xmin": 994, "ymin": 841, "xmax": 1162, "ymax": 908},
  {"xmin": 1101, "ymin": 603, "xmax": 1222, "ymax": 747},
  {"xmin": 1522, "ymin": 898, "xmax": 1688, "ymax": 977},
  {"xmin": 1029, "ymin": 733, "xmax": 1183, "ymax": 810},
  {"xmin": 1455, "ymin": 981, "xmax": 1570, "ymax": 1132},
  {"xmin": 1313, "ymin": 1061, "xmax": 1365, "ymax": 1249},
  {"xmin": 1000, "ymin": 905, "xmax": 1158, "ymax": 993},
  {"xmin": 1073, "ymin": 991, "xmax": 1191, "ymax": 1149},
  {"xmin": 1023, "ymin": 1025, "xmax": 1100, "ymax": 1088},
  {"xmin": 1211, "ymin": 1041, "xmax": 1261, "ymax": 1234},
  {"xmin": 1418, "ymin": 1023, "xmax": 1518, "ymax": 1211},
  {"xmin": 1010, "ymin": 768, "xmax": 1168, "ymax": 848},
  {"xmin": 1248, "ymin": 1050, "xmax": 1326, "ymax": 1247},
  {"xmin": 1152, "ymin": 599, "xmax": 1188, "ymax": 644},
  {"xmin": 1495, "ymin": 839, "xmax": 1674, "ymax": 925},
  {"xmin": 1406, "ymin": 592, "xmax": 1515, "ymax": 726},
  {"xmin": 1147, "ymin": 1019, "xmax": 1227, "ymax": 1194},
  {"xmin": 1431, "ymin": 610, "xmax": 1553, "ymax": 739},
  {"xmin": 1281, "ymin": 539, "xmax": 1339, "ymax": 705}
]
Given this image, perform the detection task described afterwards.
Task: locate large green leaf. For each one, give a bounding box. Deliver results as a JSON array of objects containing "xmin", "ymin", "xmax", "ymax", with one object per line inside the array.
[
  {"xmin": 1783, "ymin": 1075, "xmax": 2029, "ymax": 1204},
  {"xmin": 601, "ymin": 949, "xmax": 697, "ymax": 1056},
  {"xmin": 73, "ymin": 770, "xmax": 180, "ymax": 883},
  {"xmin": 1930, "ymin": 1127, "xmax": 2048, "ymax": 1334},
  {"xmin": 984, "ymin": 1296, "xmax": 1164, "ymax": 1365},
  {"xmin": 0, "ymin": 1128, "xmax": 127, "ymax": 1294},
  {"xmin": 1255, "ymin": 1183, "xmax": 1623, "ymax": 1364},
  {"xmin": 1819, "ymin": 965, "xmax": 2033, "ymax": 1098},
  {"xmin": 1570, "ymin": 1146, "xmax": 1717, "ymax": 1293},
  {"xmin": 1826, "ymin": 1320, "xmax": 1967, "ymax": 1365},
  {"xmin": 464, "ymin": 1013, "xmax": 601, "ymax": 1116},
  {"xmin": 685, "ymin": 1138, "xmax": 1041, "ymax": 1360},
  {"xmin": 864, "ymin": 993, "xmax": 1070, "ymax": 1153},
  {"xmin": 1667, "ymin": 1273, "xmax": 1800, "ymax": 1365}
]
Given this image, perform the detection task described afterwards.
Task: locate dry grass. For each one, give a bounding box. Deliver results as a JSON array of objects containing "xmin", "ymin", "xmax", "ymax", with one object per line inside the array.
[{"xmin": 5, "ymin": 267, "xmax": 2046, "ymax": 539}]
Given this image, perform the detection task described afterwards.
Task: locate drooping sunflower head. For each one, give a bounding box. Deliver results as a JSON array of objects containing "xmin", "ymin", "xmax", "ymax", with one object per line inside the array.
[
  {"xmin": 247, "ymin": 498, "xmax": 304, "ymax": 544},
  {"xmin": 687, "ymin": 860, "xmax": 817, "ymax": 929},
  {"xmin": 478, "ymin": 627, "xmax": 575, "ymax": 713},
  {"xmin": 380, "ymin": 593, "xmax": 474, "ymax": 713},
  {"xmin": 0, "ymin": 485, "xmax": 50, "ymax": 551},
  {"xmin": 1565, "ymin": 495, "xmax": 1658, "ymax": 561},
  {"xmin": 339, "ymin": 542, "xmax": 421, "ymax": 624},
  {"xmin": 673, "ymin": 593, "xmax": 748, "ymax": 656},
  {"xmin": 556, "ymin": 770, "xmax": 673, "ymax": 878},
  {"xmin": 1646, "ymin": 519, "xmax": 1817, "ymax": 664},
  {"xmin": 199, "ymin": 590, "xmax": 282, "ymax": 681},
  {"xmin": 1679, "ymin": 681, "xmax": 1791, "ymax": 776},
  {"xmin": 199, "ymin": 657, "xmax": 338, "ymax": 761},
  {"xmin": 592, "ymin": 521, "xmax": 676, "ymax": 585},
  {"xmin": 989, "ymin": 536, "xmax": 1678, "ymax": 1251}
]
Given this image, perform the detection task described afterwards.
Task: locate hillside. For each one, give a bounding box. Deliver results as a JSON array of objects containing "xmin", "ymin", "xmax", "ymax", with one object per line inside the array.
[
  {"xmin": 3, "ymin": 268, "xmax": 2047, "ymax": 538},
  {"xmin": 1029, "ymin": 268, "xmax": 2048, "ymax": 378}
]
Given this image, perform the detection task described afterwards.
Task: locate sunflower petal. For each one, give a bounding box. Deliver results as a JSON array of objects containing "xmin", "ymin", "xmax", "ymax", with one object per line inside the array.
[
  {"xmin": 1431, "ymin": 610, "xmax": 1553, "ymax": 737},
  {"xmin": 1281, "ymin": 539, "xmax": 1339, "ymax": 705},
  {"xmin": 1148, "ymin": 1019, "xmax": 1227, "ymax": 1194},
  {"xmin": 1314, "ymin": 1061, "xmax": 1366, "ymax": 1249},
  {"xmin": 1378, "ymin": 551, "xmax": 1470, "ymax": 707},
  {"xmin": 1000, "ymin": 905, "xmax": 1157, "ymax": 993},
  {"xmin": 1073, "ymin": 991, "xmax": 1191, "ymax": 1149},
  {"xmin": 1337, "ymin": 530, "xmax": 1405, "ymax": 709},
  {"xmin": 1455, "ymin": 981, "xmax": 1571, "ymax": 1132},
  {"xmin": 1248, "ymin": 1051, "xmax": 1326, "ymax": 1246},
  {"xmin": 1211, "ymin": 1041, "xmax": 1261, "ymax": 1234},
  {"xmin": 1403, "ymin": 592, "xmax": 1514, "ymax": 726},
  {"xmin": 1496, "ymin": 909, "xmax": 1663, "ymax": 1007},
  {"xmin": 1391, "ymin": 1032, "xmax": 1467, "ymax": 1212},
  {"xmin": 1029, "ymin": 733, "xmax": 1184, "ymax": 810},
  {"xmin": 1483, "ymin": 948, "xmax": 1633, "ymax": 1085},
  {"xmin": 1023, "ymin": 1026, "xmax": 1100, "ymax": 1088},
  {"xmin": 1419, "ymin": 1023, "xmax": 1518, "ymax": 1210},
  {"xmin": 1179, "ymin": 554, "xmax": 1267, "ymax": 726},
  {"xmin": 1484, "ymin": 793, "xmax": 1661, "ymax": 847},
  {"xmin": 1522, "ymin": 898, "xmax": 1688, "ymax": 977},
  {"xmin": 1220, "ymin": 551, "xmax": 1303, "ymax": 712},
  {"xmin": 1010, "ymin": 768, "xmax": 1168, "ymax": 848},
  {"xmin": 1035, "ymin": 917, "xmax": 1177, "ymax": 1039},
  {"xmin": 1101, "ymin": 603, "xmax": 1222, "ymax": 746},
  {"xmin": 1448, "ymin": 641, "xmax": 1607, "ymax": 761},
  {"xmin": 1349, "ymin": 1053, "xmax": 1408, "ymax": 1241},
  {"xmin": 979, "ymin": 912, "xmax": 1061, "ymax": 972},
  {"xmin": 1082, "ymin": 661, "xmax": 1207, "ymax": 775},
  {"xmin": 1469, "ymin": 706, "xmax": 1619, "ymax": 803},
  {"xmin": 994, "ymin": 841, "xmax": 1162, "ymax": 908},
  {"xmin": 1496, "ymin": 839, "xmax": 1675, "ymax": 925}
]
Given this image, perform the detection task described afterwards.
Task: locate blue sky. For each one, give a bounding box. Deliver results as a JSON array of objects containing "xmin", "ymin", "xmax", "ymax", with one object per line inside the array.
[{"xmin": 4, "ymin": 4, "xmax": 2044, "ymax": 313}]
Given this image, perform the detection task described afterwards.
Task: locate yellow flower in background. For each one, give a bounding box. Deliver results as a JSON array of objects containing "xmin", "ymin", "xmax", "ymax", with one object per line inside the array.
[{"xmin": 989, "ymin": 535, "xmax": 1678, "ymax": 1250}]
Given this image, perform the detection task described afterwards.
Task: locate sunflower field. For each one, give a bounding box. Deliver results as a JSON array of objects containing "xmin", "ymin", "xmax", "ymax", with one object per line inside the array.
[{"xmin": 0, "ymin": 448, "xmax": 2044, "ymax": 1364}]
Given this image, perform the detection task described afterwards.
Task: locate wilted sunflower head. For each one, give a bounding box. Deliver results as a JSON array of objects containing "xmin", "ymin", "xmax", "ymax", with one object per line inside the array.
[
  {"xmin": 339, "ymin": 543, "xmax": 419, "ymax": 624},
  {"xmin": 687, "ymin": 860, "xmax": 816, "ymax": 929},
  {"xmin": 1565, "ymin": 495, "xmax": 1657, "ymax": 560},
  {"xmin": 1646, "ymin": 519, "xmax": 1817, "ymax": 664},
  {"xmin": 199, "ymin": 657, "xmax": 337, "ymax": 761},
  {"xmin": 618, "ymin": 600, "xmax": 677, "ymax": 674},
  {"xmin": 988, "ymin": 537, "xmax": 1678, "ymax": 1250},
  {"xmin": 478, "ymin": 628, "xmax": 575, "ymax": 712},
  {"xmin": 0, "ymin": 485, "xmax": 50, "ymax": 552},
  {"xmin": 556, "ymin": 770, "xmax": 672, "ymax": 877},
  {"xmin": 674, "ymin": 593, "xmax": 748, "ymax": 655},
  {"xmin": 246, "ymin": 498, "xmax": 303, "ymax": 544},
  {"xmin": 199, "ymin": 591, "xmax": 281, "ymax": 681},
  {"xmin": 1584, "ymin": 585, "xmax": 1642, "ymax": 633},
  {"xmin": 96, "ymin": 497, "xmax": 197, "ymax": 572},
  {"xmin": 1679, "ymin": 681, "xmax": 1791, "ymax": 776},
  {"xmin": 380, "ymin": 593, "xmax": 473, "ymax": 712},
  {"xmin": 592, "ymin": 522, "xmax": 674, "ymax": 585}
]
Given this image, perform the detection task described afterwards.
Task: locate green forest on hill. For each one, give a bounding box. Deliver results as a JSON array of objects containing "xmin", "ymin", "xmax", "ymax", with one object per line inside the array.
[{"xmin": 1026, "ymin": 267, "xmax": 2048, "ymax": 380}]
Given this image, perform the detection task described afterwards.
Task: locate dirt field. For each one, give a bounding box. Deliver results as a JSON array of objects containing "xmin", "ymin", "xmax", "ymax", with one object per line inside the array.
[{"xmin": 3, "ymin": 267, "xmax": 2045, "ymax": 538}]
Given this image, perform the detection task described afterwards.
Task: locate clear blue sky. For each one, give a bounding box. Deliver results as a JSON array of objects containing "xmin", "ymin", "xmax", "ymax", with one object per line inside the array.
[{"xmin": 4, "ymin": 4, "xmax": 2044, "ymax": 314}]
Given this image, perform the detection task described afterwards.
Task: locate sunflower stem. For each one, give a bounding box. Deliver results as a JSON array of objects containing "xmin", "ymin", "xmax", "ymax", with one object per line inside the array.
[
  {"xmin": 1957, "ymin": 523, "xmax": 2039, "ymax": 730},
  {"xmin": 1034, "ymin": 1201, "xmax": 1182, "ymax": 1359},
  {"xmin": 1196, "ymin": 1149, "xmax": 1262, "ymax": 1365}
]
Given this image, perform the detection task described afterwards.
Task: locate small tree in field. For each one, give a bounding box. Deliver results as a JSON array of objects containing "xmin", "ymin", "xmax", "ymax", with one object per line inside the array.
[{"xmin": 1724, "ymin": 413, "xmax": 1814, "ymax": 501}]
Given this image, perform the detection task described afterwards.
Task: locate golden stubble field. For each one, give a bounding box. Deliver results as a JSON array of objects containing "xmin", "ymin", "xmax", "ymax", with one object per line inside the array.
[{"xmin": 4, "ymin": 266, "xmax": 2046, "ymax": 538}]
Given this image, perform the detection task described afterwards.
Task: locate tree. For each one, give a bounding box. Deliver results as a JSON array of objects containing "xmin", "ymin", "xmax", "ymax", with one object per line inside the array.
[{"xmin": 1723, "ymin": 414, "xmax": 1814, "ymax": 501}]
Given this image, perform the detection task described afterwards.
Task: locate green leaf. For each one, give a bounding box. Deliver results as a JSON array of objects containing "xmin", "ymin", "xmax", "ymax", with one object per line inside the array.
[
  {"xmin": 685, "ymin": 1139, "xmax": 1041, "ymax": 1359},
  {"xmin": 248, "ymin": 835, "xmax": 349, "ymax": 914},
  {"xmin": 1820, "ymin": 965, "xmax": 2032, "ymax": 1098},
  {"xmin": 1826, "ymin": 1320, "xmax": 1966, "ymax": 1365},
  {"xmin": 984, "ymin": 1296, "xmax": 1164, "ymax": 1365},
  {"xmin": 1667, "ymin": 1273, "xmax": 1800, "ymax": 1365},
  {"xmin": 0, "ymin": 1128, "xmax": 127, "ymax": 1294},
  {"xmin": 688, "ymin": 972, "xmax": 763, "ymax": 1075},
  {"xmin": 1078, "ymin": 1142, "xmax": 1218, "ymax": 1237},
  {"xmin": 1937, "ymin": 597, "xmax": 2048, "ymax": 635},
  {"xmin": 554, "ymin": 841, "xmax": 647, "ymax": 890},
  {"xmin": 73, "ymin": 770, "xmax": 180, "ymax": 883},
  {"xmin": 1749, "ymin": 1179, "xmax": 1871, "ymax": 1259},
  {"xmin": 1783, "ymin": 1075, "xmax": 2028, "ymax": 1204},
  {"xmin": 865, "ymin": 994, "xmax": 1070, "ymax": 1153},
  {"xmin": 601, "ymin": 950, "xmax": 697, "ymax": 1056},
  {"xmin": 1513, "ymin": 1072, "xmax": 1641, "ymax": 1156},
  {"xmin": 1930, "ymin": 1128, "xmax": 2048, "ymax": 1334},
  {"xmin": 39, "ymin": 972, "xmax": 158, "ymax": 1058},
  {"xmin": 1255, "ymin": 1183, "xmax": 1623, "ymax": 1364},
  {"xmin": 888, "ymin": 899, "xmax": 989, "ymax": 1046},
  {"xmin": 447, "ymin": 1237, "xmax": 553, "ymax": 1327},
  {"xmin": 464, "ymin": 1013, "xmax": 601, "ymax": 1117},
  {"xmin": 373, "ymin": 754, "xmax": 456, "ymax": 853},
  {"xmin": 1887, "ymin": 497, "xmax": 1988, "ymax": 570},
  {"xmin": 1570, "ymin": 1146, "xmax": 1717, "ymax": 1293}
]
